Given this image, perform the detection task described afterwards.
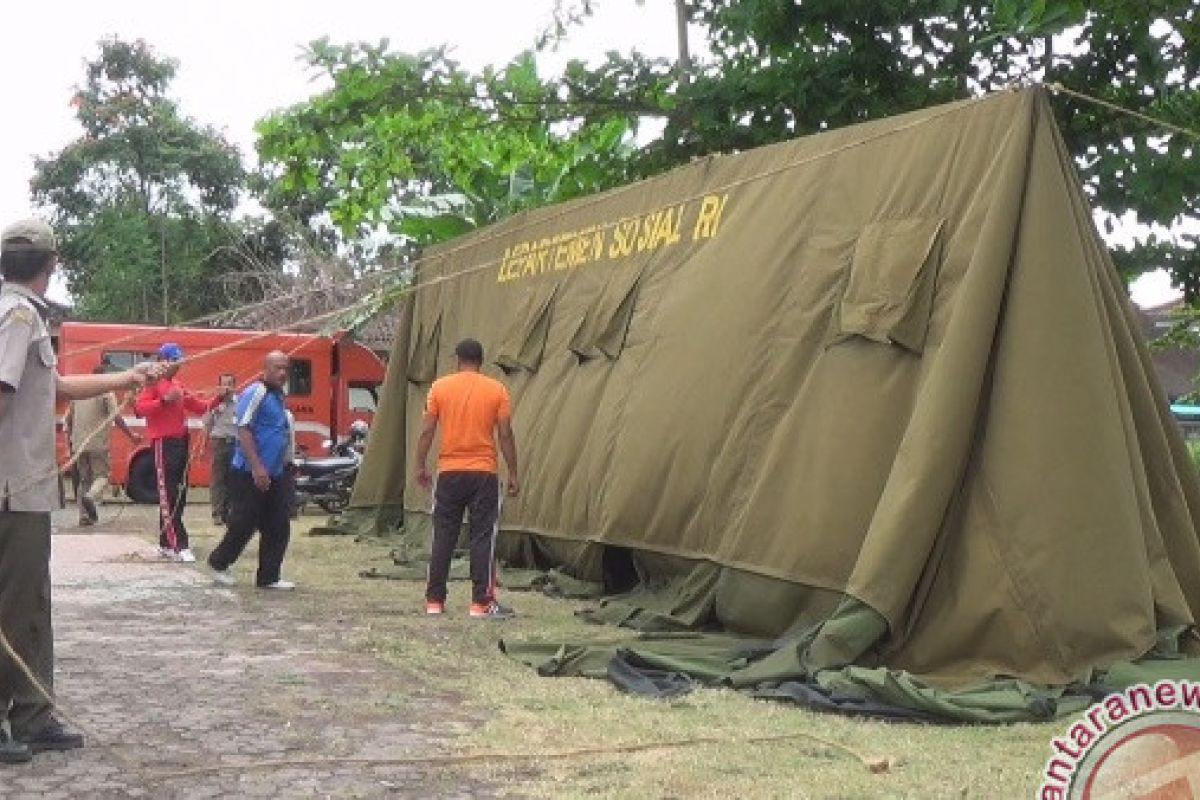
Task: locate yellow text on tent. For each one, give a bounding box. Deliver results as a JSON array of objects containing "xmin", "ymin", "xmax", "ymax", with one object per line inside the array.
[{"xmin": 496, "ymin": 192, "xmax": 730, "ymax": 284}]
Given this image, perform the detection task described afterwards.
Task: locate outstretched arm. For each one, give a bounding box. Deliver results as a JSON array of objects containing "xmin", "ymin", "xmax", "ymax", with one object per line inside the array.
[
  {"xmin": 59, "ymin": 364, "xmax": 158, "ymax": 401},
  {"xmin": 183, "ymin": 391, "xmax": 222, "ymax": 415}
]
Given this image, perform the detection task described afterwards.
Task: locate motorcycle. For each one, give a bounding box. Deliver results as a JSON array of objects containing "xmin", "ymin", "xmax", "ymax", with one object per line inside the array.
[{"xmin": 292, "ymin": 421, "xmax": 368, "ymax": 515}]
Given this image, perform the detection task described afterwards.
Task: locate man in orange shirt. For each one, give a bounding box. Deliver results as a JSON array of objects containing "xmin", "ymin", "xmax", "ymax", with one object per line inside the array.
[{"xmin": 415, "ymin": 338, "xmax": 520, "ymax": 619}]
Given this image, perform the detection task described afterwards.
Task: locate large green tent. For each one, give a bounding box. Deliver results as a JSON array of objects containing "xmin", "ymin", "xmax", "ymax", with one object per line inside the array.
[{"xmin": 345, "ymin": 87, "xmax": 1200, "ymax": 721}]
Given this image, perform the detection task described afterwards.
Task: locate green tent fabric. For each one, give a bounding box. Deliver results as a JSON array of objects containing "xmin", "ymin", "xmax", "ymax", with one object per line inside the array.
[
  {"xmin": 497, "ymin": 633, "xmax": 1092, "ymax": 723},
  {"xmin": 350, "ymin": 87, "xmax": 1200, "ymax": 719}
]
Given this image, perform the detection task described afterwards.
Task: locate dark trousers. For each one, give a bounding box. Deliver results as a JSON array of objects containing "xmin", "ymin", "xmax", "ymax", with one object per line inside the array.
[
  {"xmin": 0, "ymin": 510, "xmax": 53, "ymax": 737},
  {"xmin": 209, "ymin": 469, "xmax": 291, "ymax": 587},
  {"xmin": 427, "ymin": 471, "xmax": 500, "ymax": 605},
  {"xmin": 209, "ymin": 437, "xmax": 235, "ymax": 522},
  {"xmin": 154, "ymin": 436, "xmax": 190, "ymax": 551}
]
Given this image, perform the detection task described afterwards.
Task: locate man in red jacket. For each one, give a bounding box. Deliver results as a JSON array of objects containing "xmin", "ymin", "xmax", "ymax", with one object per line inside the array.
[{"xmin": 134, "ymin": 343, "xmax": 229, "ymax": 562}]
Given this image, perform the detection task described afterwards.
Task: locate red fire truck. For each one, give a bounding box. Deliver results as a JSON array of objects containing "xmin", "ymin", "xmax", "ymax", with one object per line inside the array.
[{"xmin": 56, "ymin": 322, "xmax": 387, "ymax": 503}]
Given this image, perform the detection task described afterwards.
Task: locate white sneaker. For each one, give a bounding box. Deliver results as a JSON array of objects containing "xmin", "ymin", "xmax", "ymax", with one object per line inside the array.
[
  {"xmin": 158, "ymin": 547, "xmax": 181, "ymax": 561},
  {"xmin": 210, "ymin": 568, "xmax": 235, "ymax": 586},
  {"xmin": 177, "ymin": 549, "xmax": 197, "ymax": 563},
  {"xmin": 261, "ymin": 580, "xmax": 295, "ymax": 591}
]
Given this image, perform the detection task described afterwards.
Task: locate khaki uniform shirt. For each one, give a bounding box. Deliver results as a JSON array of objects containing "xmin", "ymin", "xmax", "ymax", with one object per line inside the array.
[
  {"xmin": 0, "ymin": 283, "xmax": 58, "ymax": 512},
  {"xmin": 70, "ymin": 393, "xmax": 118, "ymax": 454},
  {"xmin": 208, "ymin": 396, "xmax": 238, "ymax": 440}
]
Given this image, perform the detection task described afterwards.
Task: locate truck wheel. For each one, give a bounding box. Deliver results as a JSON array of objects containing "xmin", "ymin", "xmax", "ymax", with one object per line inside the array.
[{"xmin": 126, "ymin": 451, "xmax": 159, "ymax": 504}]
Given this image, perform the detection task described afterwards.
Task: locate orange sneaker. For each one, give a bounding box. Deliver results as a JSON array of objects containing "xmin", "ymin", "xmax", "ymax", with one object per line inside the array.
[{"xmin": 425, "ymin": 600, "xmax": 445, "ymax": 616}]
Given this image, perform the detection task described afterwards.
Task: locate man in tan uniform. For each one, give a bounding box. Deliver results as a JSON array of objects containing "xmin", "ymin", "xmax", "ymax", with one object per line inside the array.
[
  {"xmin": 66, "ymin": 366, "xmax": 142, "ymax": 526},
  {"xmin": 0, "ymin": 218, "xmax": 157, "ymax": 764},
  {"xmin": 203, "ymin": 373, "xmax": 238, "ymax": 525}
]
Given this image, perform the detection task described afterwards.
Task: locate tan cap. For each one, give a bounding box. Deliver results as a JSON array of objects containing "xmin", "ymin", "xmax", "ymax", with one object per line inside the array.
[{"xmin": 1, "ymin": 218, "xmax": 57, "ymax": 254}]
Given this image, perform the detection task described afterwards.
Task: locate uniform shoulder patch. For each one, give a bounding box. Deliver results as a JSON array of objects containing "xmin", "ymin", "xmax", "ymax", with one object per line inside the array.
[{"xmin": 1, "ymin": 304, "xmax": 36, "ymax": 326}]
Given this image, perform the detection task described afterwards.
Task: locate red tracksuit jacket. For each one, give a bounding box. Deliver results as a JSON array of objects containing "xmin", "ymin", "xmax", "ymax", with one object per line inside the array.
[{"xmin": 134, "ymin": 378, "xmax": 220, "ymax": 440}]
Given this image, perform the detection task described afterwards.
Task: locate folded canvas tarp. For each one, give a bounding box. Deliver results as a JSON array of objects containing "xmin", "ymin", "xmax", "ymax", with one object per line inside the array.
[{"xmin": 345, "ymin": 87, "xmax": 1200, "ymax": 720}]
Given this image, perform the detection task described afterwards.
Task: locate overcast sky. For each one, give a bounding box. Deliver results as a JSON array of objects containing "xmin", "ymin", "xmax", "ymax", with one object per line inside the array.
[
  {"xmin": 3, "ymin": 0, "xmax": 686, "ymax": 302},
  {"xmin": 1, "ymin": 0, "xmax": 680, "ymax": 218},
  {"xmin": 1, "ymin": 0, "xmax": 1178, "ymax": 307}
]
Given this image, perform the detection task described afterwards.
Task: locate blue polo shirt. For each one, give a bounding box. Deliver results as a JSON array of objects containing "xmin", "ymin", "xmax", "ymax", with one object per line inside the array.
[{"xmin": 231, "ymin": 381, "xmax": 291, "ymax": 477}]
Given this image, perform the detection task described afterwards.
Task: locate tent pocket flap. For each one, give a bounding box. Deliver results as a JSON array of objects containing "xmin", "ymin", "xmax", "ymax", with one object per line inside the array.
[
  {"xmin": 570, "ymin": 262, "xmax": 647, "ymax": 361},
  {"xmin": 495, "ymin": 283, "xmax": 559, "ymax": 373},
  {"xmin": 836, "ymin": 217, "xmax": 945, "ymax": 353},
  {"xmin": 407, "ymin": 307, "xmax": 442, "ymax": 383}
]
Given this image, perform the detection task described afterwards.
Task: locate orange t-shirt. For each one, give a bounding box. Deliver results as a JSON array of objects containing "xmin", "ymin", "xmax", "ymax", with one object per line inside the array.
[{"xmin": 426, "ymin": 371, "xmax": 512, "ymax": 473}]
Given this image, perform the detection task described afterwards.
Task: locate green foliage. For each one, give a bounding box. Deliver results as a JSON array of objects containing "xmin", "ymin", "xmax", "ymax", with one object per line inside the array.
[
  {"xmin": 543, "ymin": 1, "xmax": 1200, "ymax": 288},
  {"xmin": 31, "ymin": 38, "xmax": 283, "ymax": 322},
  {"xmin": 255, "ymin": 41, "xmax": 642, "ymax": 251},
  {"xmin": 664, "ymin": 1, "xmax": 1200, "ymax": 287},
  {"xmin": 253, "ymin": 1, "xmax": 1200, "ymax": 312},
  {"xmin": 1188, "ymin": 438, "xmax": 1200, "ymax": 472}
]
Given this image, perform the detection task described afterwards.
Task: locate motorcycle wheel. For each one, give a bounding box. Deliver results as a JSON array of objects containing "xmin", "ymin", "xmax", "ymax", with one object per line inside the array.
[{"xmin": 316, "ymin": 494, "xmax": 350, "ymax": 514}]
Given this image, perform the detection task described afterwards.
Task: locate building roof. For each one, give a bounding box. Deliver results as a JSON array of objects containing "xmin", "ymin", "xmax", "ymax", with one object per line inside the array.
[{"xmin": 1136, "ymin": 302, "xmax": 1200, "ymax": 401}]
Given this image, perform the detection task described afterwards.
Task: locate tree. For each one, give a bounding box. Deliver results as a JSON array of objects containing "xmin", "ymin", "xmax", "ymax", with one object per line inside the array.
[
  {"xmin": 546, "ymin": 1, "xmax": 1200, "ymax": 292},
  {"xmin": 713, "ymin": 2, "xmax": 1200, "ymax": 292},
  {"xmin": 254, "ymin": 41, "xmax": 643, "ymax": 255},
  {"xmin": 257, "ymin": 3, "xmax": 1200, "ymax": 299},
  {"xmin": 32, "ymin": 38, "xmax": 284, "ymax": 322}
]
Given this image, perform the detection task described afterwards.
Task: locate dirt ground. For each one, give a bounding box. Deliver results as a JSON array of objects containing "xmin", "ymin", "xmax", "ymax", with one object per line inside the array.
[
  {"xmin": 3, "ymin": 494, "xmax": 1064, "ymax": 799},
  {"xmin": 4, "ymin": 502, "xmax": 493, "ymax": 800}
]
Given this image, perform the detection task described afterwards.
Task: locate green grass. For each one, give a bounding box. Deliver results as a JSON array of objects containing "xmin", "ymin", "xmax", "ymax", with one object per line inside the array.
[{"xmin": 182, "ymin": 514, "xmax": 1055, "ymax": 799}]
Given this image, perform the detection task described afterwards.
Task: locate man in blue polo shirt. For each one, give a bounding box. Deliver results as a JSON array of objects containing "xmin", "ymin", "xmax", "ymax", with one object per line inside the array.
[{"xmin": 207, "ymin": 351, "xmax": 295, "ymax": 590}]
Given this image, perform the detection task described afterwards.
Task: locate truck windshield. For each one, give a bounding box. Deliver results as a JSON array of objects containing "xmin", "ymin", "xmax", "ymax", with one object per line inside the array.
[
  {"xmin": 102, "ymin": 350, "xmax": 159, "ymax": 370},
  {"xmin": 288, "ymin": 359, "xmax": 313, "ymax": 396}
]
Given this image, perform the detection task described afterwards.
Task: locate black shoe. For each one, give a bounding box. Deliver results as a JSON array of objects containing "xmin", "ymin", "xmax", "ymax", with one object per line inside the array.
[
  {"xmin": 17, "ymin": 718, "xmax": 84, "ymax": 754},
  {"xmin": 0, "ymin": 728, "xmax": 31, "ymax": 764},
  {"xmin": 80, "ymin": 495, "xmax": 98, "ymax": 523},
  {"xmin": 469, "ymin": 600, "xmax": 516, "ymax": 619}
]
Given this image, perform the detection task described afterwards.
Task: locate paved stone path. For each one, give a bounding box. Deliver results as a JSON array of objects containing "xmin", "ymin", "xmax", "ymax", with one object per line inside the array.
[{"xmin": 4, "ymin": 530, "xmax": 490, "ymax": 799}]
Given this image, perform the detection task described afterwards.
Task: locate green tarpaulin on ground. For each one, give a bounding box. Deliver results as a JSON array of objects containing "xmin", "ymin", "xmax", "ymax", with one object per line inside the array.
[{"xmin": 343, "ymin": 87, "xmax": 1200, "ymax": 720}]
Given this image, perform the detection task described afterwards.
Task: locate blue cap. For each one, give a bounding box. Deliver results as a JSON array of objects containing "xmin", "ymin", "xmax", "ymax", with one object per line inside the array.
[{"xmin": 158, "ymin": 342, "xmax": 184, "ymax": 362}]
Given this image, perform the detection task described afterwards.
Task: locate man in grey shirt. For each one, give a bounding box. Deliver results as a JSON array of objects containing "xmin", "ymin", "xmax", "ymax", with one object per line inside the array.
[
  {"xmin": 0, "ymin": 218, "xmax": 158, "ymax": 763},
  {"xmin": 204, "ymin": 373, "xmax": 238, "ymax": 525}
]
